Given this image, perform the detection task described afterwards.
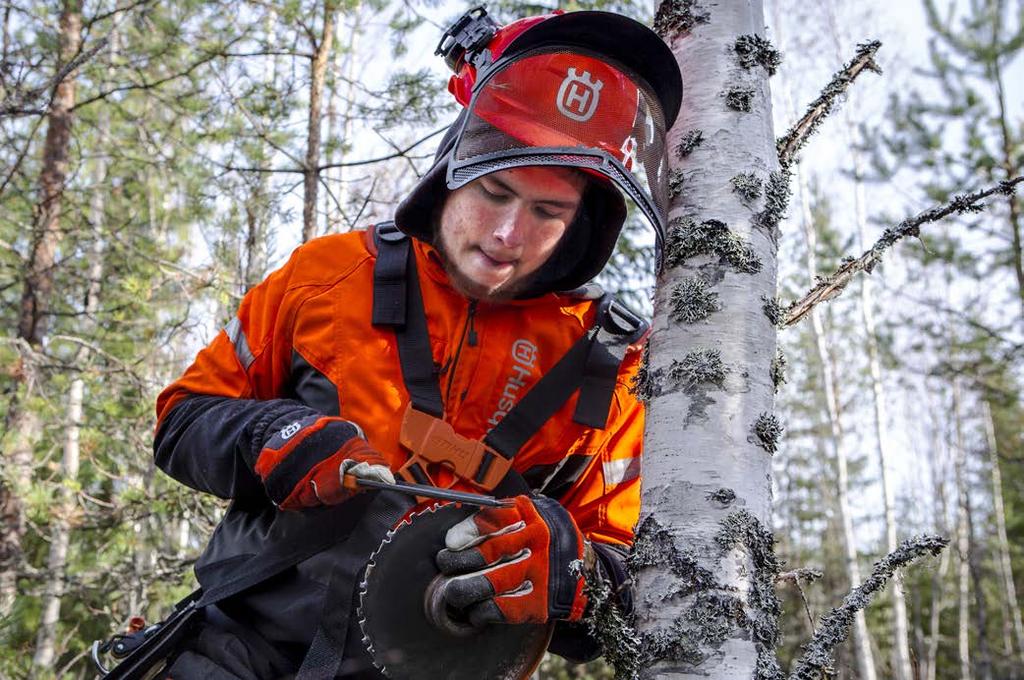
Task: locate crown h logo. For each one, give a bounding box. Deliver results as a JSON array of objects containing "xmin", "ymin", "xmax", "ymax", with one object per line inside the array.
[{"xmin": 556, "ymin": 68, "xmax": 603, "ymax": 122}]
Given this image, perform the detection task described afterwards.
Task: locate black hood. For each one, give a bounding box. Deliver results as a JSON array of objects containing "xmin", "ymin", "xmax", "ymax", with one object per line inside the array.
[{"xmin": 393, "ymin": 111, "xmax": 627, "ymax": 297}]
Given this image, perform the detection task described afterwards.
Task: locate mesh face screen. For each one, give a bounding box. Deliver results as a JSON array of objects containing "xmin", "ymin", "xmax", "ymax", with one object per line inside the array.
[{"xmin": 449, "ymin": 49, "xmax": 670, "ymax": 237}]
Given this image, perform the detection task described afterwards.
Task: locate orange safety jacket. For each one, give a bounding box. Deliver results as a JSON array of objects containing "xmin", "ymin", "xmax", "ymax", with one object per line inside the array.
[{"xmin": 153, "ymin": 226, "xmax": 646, "ymax": 663}]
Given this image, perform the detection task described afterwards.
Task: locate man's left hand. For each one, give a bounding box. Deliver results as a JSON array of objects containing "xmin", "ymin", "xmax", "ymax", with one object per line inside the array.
[{"xmin": 435, "ymin": 494, "xmax": 589, "ymax": 626}]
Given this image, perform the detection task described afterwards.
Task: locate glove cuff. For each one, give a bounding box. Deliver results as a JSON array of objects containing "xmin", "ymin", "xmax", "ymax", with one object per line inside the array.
[{"xmin": 531, "ymin": 496, "xmax": 587, "ymax": 621}]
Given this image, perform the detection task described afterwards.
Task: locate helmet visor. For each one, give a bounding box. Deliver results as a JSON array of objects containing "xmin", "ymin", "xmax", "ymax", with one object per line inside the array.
[{"xmin": 447, "ymin": 49, "xmax": 670, "ymax": 248}]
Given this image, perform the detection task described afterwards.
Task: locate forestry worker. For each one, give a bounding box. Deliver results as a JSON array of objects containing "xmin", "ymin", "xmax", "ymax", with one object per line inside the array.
[{"xmin": 151, "ymin": 7, "xmax": 682, "ymax": 679}]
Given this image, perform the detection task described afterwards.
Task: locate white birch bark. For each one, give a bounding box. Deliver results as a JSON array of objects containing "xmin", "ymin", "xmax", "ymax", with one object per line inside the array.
[
  {"xmin": 797, "ymin": 163, "xmax": 877, "ymax": 680},
  {"xmin": 637, "ymin": 2, "xmax": 779, "ymax": 677},
  {"xmin": 983, "ymin": 400, "xmax": 1024, "ymax": 669},
  {"xmin": 951, "ymin": 377, "xmax": 973, "ymax": 680}
]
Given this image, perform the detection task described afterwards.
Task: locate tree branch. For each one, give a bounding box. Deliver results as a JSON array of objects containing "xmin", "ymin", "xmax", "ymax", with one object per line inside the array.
[
  {"xmin": 787, "ymin": 535, "xmax": 949, "ymax": 680},
  {"xmin": 0, "ymin": 37, "xmax": 108, "ymax": 118},
  {"xmin": 785, "ymin": 176, "xmax": 1024, "ymax": 326},
  {"xmin": 777, "ymin": 40, "xmax": 882, "ymax": 169},
  {"xmin": 216, "ymin": 125, "xmax": 448, "ymax": 174}
]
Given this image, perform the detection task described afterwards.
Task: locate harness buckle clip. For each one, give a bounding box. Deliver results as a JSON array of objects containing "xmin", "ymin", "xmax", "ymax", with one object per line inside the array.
[{"xmin": 397, "ymin": 404, "xmax": 512, "ymax": 493}]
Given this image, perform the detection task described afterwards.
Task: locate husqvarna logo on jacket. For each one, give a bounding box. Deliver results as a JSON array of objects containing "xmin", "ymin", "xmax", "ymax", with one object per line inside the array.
[
  {"xmin": 488, "ymin": 340, "xmax": 538, "ymax": 427},
  {"xmin": 556, "ymin": 68, "xmax": 603, "ymax": 122}
]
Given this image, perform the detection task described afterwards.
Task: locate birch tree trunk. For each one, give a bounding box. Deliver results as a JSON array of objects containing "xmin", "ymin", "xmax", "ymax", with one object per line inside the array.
[
  {"xmin": 983, "ymin": 401, "xmax": 1024, "ymax": 671},
  {"xmin": 0, "ymin": 0, "xmax": 82, "ymax": 618},
  {"xmin": 951, "ymin": 377, "xmax": 973, "ymax": 680},
  {"xmin": 965, "ymin": 490, "xmax": 993, "ymax": 680},
  {"xmin": 798, "ymin": 165, "xmax": 877, "ymax": 680},
  {"xmin": 636, "ymin": 2, "xmax": 781, "ymax": 677},
  {"xmin": 302, "ymin": 0, "xmax": 340, "ymax": 242},
  {"xmin": 925, "ymin": 399, "xmax": 952, "ymax": 680}
]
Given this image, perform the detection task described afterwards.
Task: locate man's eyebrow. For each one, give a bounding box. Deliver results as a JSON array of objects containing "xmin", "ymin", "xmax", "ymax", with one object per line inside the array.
[{"xmin": 487, "ymin": 176, "xmax": 581, "ymax": 210}]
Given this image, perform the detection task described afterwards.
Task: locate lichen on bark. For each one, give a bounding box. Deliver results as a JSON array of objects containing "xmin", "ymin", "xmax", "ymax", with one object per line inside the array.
[
  {"xmin": 653, "ymin": 0, "xmax": 710, "ymax": 41},
  {"xmin": 770, "ymin": 349, "xmax": 787, "ymax": 393},
  {"xmin": 630, "ymin": 344, "xmax": 659, "ymax": 403},
  {"xmin": 716, "ymin": 510, "xmax": 785, "ymax": 680},
  {"xmin": 734, "ymin": 34, "xmax": 782, "ymax": 75},
  {"xmin": 676, "ymin": 129, "xmax": 704, "ymax": 158},
  {"xmin": 752, "ymin": 412, "xmax": 783, "ymax": 454},
  {"xmin": 725, "ymin": 87, "xmax": 755, "ymax": 112},
  {"xmin": 668, "ymin": 348, "xmax": 728, "ymax": 388},
  {"xmin": 732, "ymin": 172, "xmax": 763, "ymax": 202},
  {"xmin": 664, "ymin": 218, "xmax": 763, "ymax": 274},
  {"xmin": 761, "ymin": 294, "xmax": 785, "ymax": 327},
  {"xmin": 670, "ymin": 277, "xmax": 720, "ymax": 323},
  {"xmin": 705, "ymin": 487, "xmax": 737, "ymax": 506}
]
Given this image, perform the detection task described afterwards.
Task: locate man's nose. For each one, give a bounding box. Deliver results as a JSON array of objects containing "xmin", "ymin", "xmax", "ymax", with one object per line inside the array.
[{"xmin": 491, "ymin": 205, "xmax": 526, "ymax": 248}]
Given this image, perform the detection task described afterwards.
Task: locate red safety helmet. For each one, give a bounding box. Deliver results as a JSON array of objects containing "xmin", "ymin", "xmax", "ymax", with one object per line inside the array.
[{"xmin": 395, "ymin": 7, "xmax": 683, "ymax": 295}]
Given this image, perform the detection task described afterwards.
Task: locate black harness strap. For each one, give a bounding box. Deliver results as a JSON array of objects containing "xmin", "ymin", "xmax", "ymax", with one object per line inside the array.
[
  {"xmin": 372, "ymin": 222, "xmax": 444, "ymax": 419},
  {"xmin": 573, "ymin": 296, "xmax": 647, "ymax": 429}
]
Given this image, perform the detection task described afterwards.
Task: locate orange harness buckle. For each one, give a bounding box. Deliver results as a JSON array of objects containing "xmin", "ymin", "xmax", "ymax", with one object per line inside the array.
[{"xmin": 397, "ymin": 404, "xmax": 511, "ymax": 493}]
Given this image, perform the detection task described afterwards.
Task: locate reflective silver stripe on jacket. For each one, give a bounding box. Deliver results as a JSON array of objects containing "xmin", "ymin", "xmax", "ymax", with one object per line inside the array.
[
  {"xmin": 603, "ymin": 456, "xmax": 641, "ymax": 485},
  {"xmin": 225, "ymin": 318, "xmax": 256, "ymax": 370}
]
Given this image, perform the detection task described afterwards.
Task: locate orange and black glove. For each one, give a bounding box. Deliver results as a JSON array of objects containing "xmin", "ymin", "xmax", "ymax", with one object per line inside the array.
[
  {"xmin": 252, "ymin": 410, "xmax": 394, "ymax": 511},
  {"xmin": 435, "ymin": 494, "xmax": 589, "ymax": 626}
]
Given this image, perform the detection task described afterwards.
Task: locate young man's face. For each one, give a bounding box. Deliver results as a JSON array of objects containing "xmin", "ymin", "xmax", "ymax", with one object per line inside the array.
[{"xmin": 435, "ymin": 166, "xmax": 586, "ymax": 302}]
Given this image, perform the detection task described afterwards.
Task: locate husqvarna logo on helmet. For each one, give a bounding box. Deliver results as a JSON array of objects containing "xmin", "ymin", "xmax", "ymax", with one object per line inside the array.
[{"xmin": 557, "ymin": 68, "xmax": 603, "ymax": 122}]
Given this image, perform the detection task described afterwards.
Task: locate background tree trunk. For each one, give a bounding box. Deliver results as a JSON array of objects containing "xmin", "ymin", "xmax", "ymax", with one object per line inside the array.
[
  {"xmin": 30, "ymin": 31, "xmax": 111, "ymax": 664},
  {"xmin": 1, "ymin": 0, "xmax": 82, "ymax": 618},
  {"xmin": 983, "ymin": 400, "xmax": 1024, "ymax": 671},
  {"xmin": 637, "ymin": 2, "xmax": 780, "ymax": 676},
  {"xmin": 302, "ymin": 0, "xmax": 341, "ymax": 242},
  {"xmin": 952, "ymin": 377, "xmax": 973, "ymax": 680},
  {"xmin": 801, "ymin": 162, "xmax": 878, "ymax": 680}
]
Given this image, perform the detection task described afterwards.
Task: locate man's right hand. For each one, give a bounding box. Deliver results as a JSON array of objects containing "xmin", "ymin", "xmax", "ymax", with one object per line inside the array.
[{"xmin": 254, "ymin": 414, "xmax": 394, "ymax": 510}]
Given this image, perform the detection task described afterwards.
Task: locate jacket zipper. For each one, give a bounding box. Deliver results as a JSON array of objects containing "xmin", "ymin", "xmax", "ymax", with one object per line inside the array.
[{"xmin": 444, "ymin": 300, "xmax": 478, "ymax": 406}]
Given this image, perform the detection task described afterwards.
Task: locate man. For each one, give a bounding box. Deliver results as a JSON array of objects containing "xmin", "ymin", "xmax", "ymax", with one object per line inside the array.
[{"xmin": 152, "ymin": 7, "xmax": 681, "ymax": 679}]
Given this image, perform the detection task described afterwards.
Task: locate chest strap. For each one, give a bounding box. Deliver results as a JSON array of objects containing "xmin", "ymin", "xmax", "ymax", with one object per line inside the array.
[
  {"xmin": 372, "ymin": 222, "xmax": 444, "ymax": 418},
  {"xmin": 371, "ymin": 222, "xmax": 646, "ymax": 490}
]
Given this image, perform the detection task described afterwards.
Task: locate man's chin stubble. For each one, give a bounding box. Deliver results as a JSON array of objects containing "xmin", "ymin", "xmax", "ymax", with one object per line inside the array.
[{"xmin": 434, "ymin": 242, "xmax": 533, "ymax": 302}]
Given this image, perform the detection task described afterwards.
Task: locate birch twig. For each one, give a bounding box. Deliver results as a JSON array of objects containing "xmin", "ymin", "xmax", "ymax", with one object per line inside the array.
[
  {"xmin": 777, "ymin": 41, "xmax": 881, "ymax": 170},
  {"xmin": 787, "ymin": 535, "xmax": 949, "ymax": 680},
  {"xmin": 785, "ymin": 177, "xmax": 1024, "ymax": 327}
]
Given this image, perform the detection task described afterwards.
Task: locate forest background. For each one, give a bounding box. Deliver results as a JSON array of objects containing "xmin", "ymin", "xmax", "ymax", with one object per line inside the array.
[{"xmin": 1, "ymin": 0, "xmax": 1022, "ymax": 678}]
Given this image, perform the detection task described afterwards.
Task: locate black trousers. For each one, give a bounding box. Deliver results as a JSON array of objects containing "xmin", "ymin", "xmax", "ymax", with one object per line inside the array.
[{"xmin": 164, "ymin": 605, "xmax": 383, "ymax": 680}]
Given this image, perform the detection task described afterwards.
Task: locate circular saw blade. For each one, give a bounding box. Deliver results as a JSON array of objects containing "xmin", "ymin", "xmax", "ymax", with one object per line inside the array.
[{"xmin": 358, "ymin": 503, "xmax": 552, "ymax": 680}]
